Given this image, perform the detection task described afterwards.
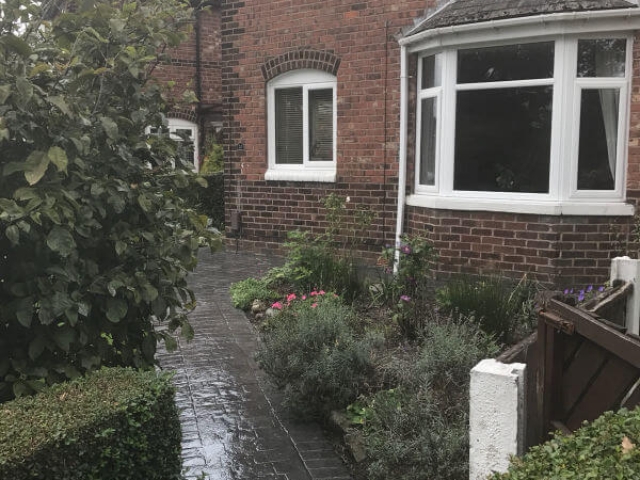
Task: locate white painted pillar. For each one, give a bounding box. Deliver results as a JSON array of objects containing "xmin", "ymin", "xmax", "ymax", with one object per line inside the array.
[
  {"xmin": 610, "ymin": 256, "xmax": 640, "ymax": 335},
  {"xmin": 469, "ymin": 359, "xmax": 526, "ymax": 480}
]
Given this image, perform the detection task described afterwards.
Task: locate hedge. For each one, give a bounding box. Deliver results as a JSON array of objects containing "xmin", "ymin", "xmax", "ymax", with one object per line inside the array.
[
  {"xmin": 0, "ymin": 368, "xmax": 182, "ymax": 480},
  {"xmin": 491, "ymin": 407, "xmax": 640, "ymax": 479}
]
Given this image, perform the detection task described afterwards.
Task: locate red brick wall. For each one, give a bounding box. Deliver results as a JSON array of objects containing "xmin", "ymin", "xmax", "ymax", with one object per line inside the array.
[
  {"xmin": 222, "ymin": 2, "xmax": 639, "ymax": 285},
  {"xmin": 222, "ymin": 0, "xmax": 432, "ymax": 256},
  {"xmin": 153, "ymin": 7, "xmax": 222, "ymax": 121}
]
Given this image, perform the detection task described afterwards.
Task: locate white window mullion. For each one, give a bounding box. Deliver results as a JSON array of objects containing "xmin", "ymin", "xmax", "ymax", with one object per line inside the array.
[
  {"xmin": 441, "ymin": 50, "xmax": 457, "ymax": 195},
  {"xmin": 302, "ymin": 85, "xmax": 310, "ymax": 166},
  {"xmin": 553, "ymin": 38, "xmax": 574, "ymax": 201}
]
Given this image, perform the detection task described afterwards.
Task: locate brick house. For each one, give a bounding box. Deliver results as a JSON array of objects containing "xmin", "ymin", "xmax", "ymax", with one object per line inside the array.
[
  {"xmin": 151, "ymin": 0, "xmax": 222, "ymax": 170},
  {"xmin": 221, "ymin": 0, "xmax": 640, "ymax": 286}
]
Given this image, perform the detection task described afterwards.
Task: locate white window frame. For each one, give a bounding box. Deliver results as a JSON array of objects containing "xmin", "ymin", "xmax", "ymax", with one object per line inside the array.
[
  {"xmin": 409, "ymin": 33, "xmax": 634, "ymax": 216},
  {"xmin": 266, "ymin": 69, "xmax": 337, "ymax": 183},
  {"xmin": 146, "ymin": 118, "xmax": 199, "ymax": 172}
]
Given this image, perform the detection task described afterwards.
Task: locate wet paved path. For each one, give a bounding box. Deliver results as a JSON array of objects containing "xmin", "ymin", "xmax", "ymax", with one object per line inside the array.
[{"xmin": 157, "ymin": 249, "xmax": 353, "ymax": 480}]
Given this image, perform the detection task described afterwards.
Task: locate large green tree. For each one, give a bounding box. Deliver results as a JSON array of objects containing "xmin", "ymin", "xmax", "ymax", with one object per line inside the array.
[{"xmin": 0, "ymin": 0, "xmax": 216, "ymax": 401}]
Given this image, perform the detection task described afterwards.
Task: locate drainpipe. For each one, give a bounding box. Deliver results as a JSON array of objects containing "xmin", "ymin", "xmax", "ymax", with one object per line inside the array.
[
  {"xmin": 194, "ymin": 5, "xmax": 204, "ymax": 170},
  {"xmin": 394, "ymin": 44, "xmax": 409, "ymax": 272}
]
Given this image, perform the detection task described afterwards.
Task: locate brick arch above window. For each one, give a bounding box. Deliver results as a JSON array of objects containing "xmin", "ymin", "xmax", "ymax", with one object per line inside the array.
[
  {"xmin": 261, "ymin": 48, "xmax": 340, "ymax": 81},
  {"xmin": 167, "ymin": 108, "xmax": 197, "ymax": 123}
]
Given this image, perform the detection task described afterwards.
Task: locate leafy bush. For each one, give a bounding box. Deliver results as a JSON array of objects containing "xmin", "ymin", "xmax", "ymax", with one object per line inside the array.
[
  {"xmin": 378, "ymin": 235, "xmax": 437, "ymax": 339},
  {"xmin": 436, "ymin": 275, "xmax": 538, "ymax": 343},
  {"xmin": 230, "ymin": 278, "xmax": 279, "ymax": 310},
  {"xmin": 270, "ymin": 230, "xmax": 364, "ymax": 301},
  {"xmin": 491, "ymin": 407, "xmax": 640, "ymax": 480},
  {"xmin": 256, "ymin": 295, "xmax": 380, "ymax": 417},
  {"xmin": 0, "ymin": 368, "xmax": 181, "ymax": 480},
  {"xmin": 178, "ymin": 172, "xmax": 225, "ymax": 231},
  {"xmin": 0, "ymin": 0, "xmax": 218, "ymax": 401},
  {"xmin": 365, "ymin": 321, "xmax": 499, "ymax": 480}
]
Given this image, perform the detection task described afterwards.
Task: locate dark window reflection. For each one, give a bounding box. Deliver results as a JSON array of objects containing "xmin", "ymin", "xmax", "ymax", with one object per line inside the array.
[
  {"xmin": 458, "ymin": 42, "xmax": 554, "ymax": 83},
  {"xmin": 577, "ymin": 39, "xmax": 626, "ymax": 78},
  {"xmin": 454, "ymin": 87, "xmax": 553, "ymax": 193}
]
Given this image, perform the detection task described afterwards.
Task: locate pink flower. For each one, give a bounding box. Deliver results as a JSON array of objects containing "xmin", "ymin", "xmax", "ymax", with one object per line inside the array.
[
  {"xmin": 271, "ymin": 302, "xmax": 283, "ymax": 310},
  {"xmin": 318, "ymin": 290, "xmax": 326, "ymax": 295},
  {"xmin": 302, "ymin": 295, "xmax": 307, "ymax": 300},
  {"xmin": 310, "ymin": 291, "xmax": 318, "ymax": 297},
  {"xmin": 286, "ymin": 293, "xmax": 297, "ymax": 303},
  {"xmin": 400, "ymin": 295, "xmax": 411, "ymax": 302},
  {"xmin": 311, "ymin": 303, "xmax": 318, "ymax": 308}
]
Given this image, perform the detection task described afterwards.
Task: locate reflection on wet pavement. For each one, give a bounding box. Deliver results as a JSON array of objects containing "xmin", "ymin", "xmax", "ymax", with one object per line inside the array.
[{"xmin": 157, "ymin": 250, "xmax": 352, "ymax": 480}]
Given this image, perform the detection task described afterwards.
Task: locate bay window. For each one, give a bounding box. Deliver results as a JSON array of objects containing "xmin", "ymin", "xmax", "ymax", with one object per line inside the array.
[{"xmin": 413, "ymin": 35, "xmax": 632, "ymax": 214}]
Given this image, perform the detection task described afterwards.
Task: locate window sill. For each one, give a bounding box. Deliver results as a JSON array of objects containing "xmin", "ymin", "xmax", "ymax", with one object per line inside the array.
[
  {"xmin": 406, "ymin": 194, "xmax": 635, "ymax": 216},
  {"xmin": 265, "ymin": 169, "xmax": 336, "ymax": 183}
]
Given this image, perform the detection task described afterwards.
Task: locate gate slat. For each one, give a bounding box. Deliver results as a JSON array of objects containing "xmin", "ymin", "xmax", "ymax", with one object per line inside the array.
[
  {"xmin": 564, "ymin": 355, "xmax": 639, "ymax": 431},
  {"xmin": 561, "ymin": 340, "xmax": 608, "ymax": 417}
]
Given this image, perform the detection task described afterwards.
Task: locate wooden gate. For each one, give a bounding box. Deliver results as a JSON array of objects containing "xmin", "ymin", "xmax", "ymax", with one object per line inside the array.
[{"xmin": 535, "ymin": 296, "xmax": 640, "ymax": 440}]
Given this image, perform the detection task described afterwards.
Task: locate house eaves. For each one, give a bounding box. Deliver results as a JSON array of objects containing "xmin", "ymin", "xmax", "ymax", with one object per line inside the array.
[{"xmin": 406, "ymin": 0, "xmax": 638, "ymax": 36}]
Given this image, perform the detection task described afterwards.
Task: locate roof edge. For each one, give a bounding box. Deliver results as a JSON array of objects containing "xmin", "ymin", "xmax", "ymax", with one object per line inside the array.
[{"xmin": 400, "ymin": 7, "xmax": 640, "ymax": 47}]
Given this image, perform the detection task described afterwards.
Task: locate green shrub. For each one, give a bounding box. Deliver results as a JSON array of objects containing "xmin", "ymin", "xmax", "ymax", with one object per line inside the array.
[
  {"xmin": 436, "ymin": 275, "xmax": 537, "ymax": 343},
  {"xmin": 256, "ymin": 296, "xmax": 379, "ymax": 417},
  {"xmin": 272, "ymin": 230, "xmax": 364, "ymax": 301},
  {"xmin": 0, "ymin": 0, "xmax": 220, "ymax": 401},
  {"xmin": 378, "ymin": 235, "xmax": 437, "ymax": 339},
  {"xmin": 230, "ymin": 278, "xmax": 279, "ymax": 310},
  {"xmin": 0, "ymin": 367, "xmax": 181, "ymax": 480},
  {"xmin": 491, "ymin": 407, "xmax": 640, "ymax": 480},
  {"xmin": 178, "ymin": 173, "xmax": 225, "ymax": 230},
  {"xmin": 365, "ymin": 321, "xmax": 499, "ymax": 480}
]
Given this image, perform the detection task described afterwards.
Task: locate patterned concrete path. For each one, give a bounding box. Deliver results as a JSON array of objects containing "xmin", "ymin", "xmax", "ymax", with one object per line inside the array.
[{"xmin": 157, "ymin": 249, "xmax": 353, "ymax": 480}]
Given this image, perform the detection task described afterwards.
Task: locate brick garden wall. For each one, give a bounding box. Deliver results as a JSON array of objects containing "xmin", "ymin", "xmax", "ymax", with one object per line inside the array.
[{"xmin": 222, "ymin": 2, "xmax": 640, "ymax": 285}]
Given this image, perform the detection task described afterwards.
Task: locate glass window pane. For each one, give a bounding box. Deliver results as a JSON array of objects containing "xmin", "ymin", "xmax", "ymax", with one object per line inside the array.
[
  {"xmin": 578, "ymin": 39, "xmax": 626, "ymax": 78},
  {"xmin": 454, "ymin": 87, "xmax": 553, "ymax": 193},
  {"xmin": 275, "ymin": 87, "xmax": 303, "ymax": 164},
  {"xmin": 421, "ymin": 55, "xmax": 441, "ymax": 89},
  {"xmin": 457, "ymin": 42, "xmax": 554, "ymax": 83},
  {"xmin": 577, "ymin": 89, "xmax": 619, "ymax": 190},
  {"xmin": 419, "ymin": 97, "xmax": 437, "ymax": 186},
  {"xmin": 308, "ymin": 88, "xmax": 333, "ymax": 162}
]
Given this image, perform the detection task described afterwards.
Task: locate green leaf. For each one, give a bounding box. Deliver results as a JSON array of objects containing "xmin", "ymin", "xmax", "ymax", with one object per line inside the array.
[
  {"xmin": 110, "ymin": 18, "xmax": 126, "ymax": 32},
  {"xmin": 46, "ymin": 226, "xmax": 76, "ymax": 257},
  {"xmin": 52, "ymin": 327, "xmax": 76, "ymax": 351},
  {"xmin": 5, "ymin": 225, "xmax": 19, "ymax": 245},
  {"xmin": 28, "ymin": 335, "xmax": 48, "ymax": 361},
  {"xmin": 142, "ymin": 334, "xmax": 156, "ymax": 360},
  {"xmin": 48, "ymin": 146, "xmax": 68, "ymax": 173},
  {"xmin": 16, "ymin": 77, "xmax": 33, "ymax": 100},
  {"xmin": 141, "ymin": 283, "xmax": 158, "ymax": 302},
  {"xmin": 106, "ymin": 298, "xmax": 128, "ymax": 323},
  {"xmin": 47, "ymin": 95, "xmax": 72, "ymax": 116},
  {"xmin": 195, "ymin": 176, "xmax": 208, "ymax": 188},
  {"xmin": 0, "ymin": 84, "xmax": 12, "ymax": 104},
  {"xmin": 163, "ymin": 335, "xmax": 178, "ymax": 352},
  {"xmin": 15, "ymin": 296, "xmax": 34, "ymax": 327},
  {"xmin": 138, "ymin": 193, "xmax": 152, "ymax": 212},
  {"xmin": 24, "ymin": 150, "xmax": 50, "ymax": 185},
  {"xmin": 99, "ymin": 116, "xmax": 118, "ymax": 140},
  {"xmin": 115, "ymin": 240, "xmax": 127, "ymax": 255},
  {"xmin": 2, "ymin": 34, "xmax": 32, "ymax": 57}
]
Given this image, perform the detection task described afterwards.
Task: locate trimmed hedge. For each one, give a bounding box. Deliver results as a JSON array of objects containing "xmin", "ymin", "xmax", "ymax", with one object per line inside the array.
[
  {"xmin": 0, "ymin": 368, "xmax": 181, "ymax": 480},
  {"xmin": 491, "ymin": 407, "xmax": 640, "ymax": 479}
]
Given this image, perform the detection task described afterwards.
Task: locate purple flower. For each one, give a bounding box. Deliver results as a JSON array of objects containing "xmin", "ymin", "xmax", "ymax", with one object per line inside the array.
[
  {"xmin": 400, "ymin": 245, "xmax": 412, "ymax": 255},
  {"xmin": 578, "ymin": 290, "xmax": 585, "ymax": 302},
  {"xmin": 587, "ymin": 285, "xmax": 593, "ymax": 292},
  {"xmin": 400, "ymin": 295, "xmax": 411, "ymax": 302},
  {"xmin": 598, "ymin": 285, "xmax": 605, "ymax": 292},
  {"xmin": 563, "ymin": 288, "xmax": 569, "ymax": 295}
]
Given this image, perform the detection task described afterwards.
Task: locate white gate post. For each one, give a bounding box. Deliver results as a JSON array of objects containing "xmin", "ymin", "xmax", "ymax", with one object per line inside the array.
[
  {"xmin": 610, "ymin": 256, "xmax": 640, "ymax": 335},
  {"xmin": 469, "ymin": 359, "xmax": 526, "ymax": 480}
]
